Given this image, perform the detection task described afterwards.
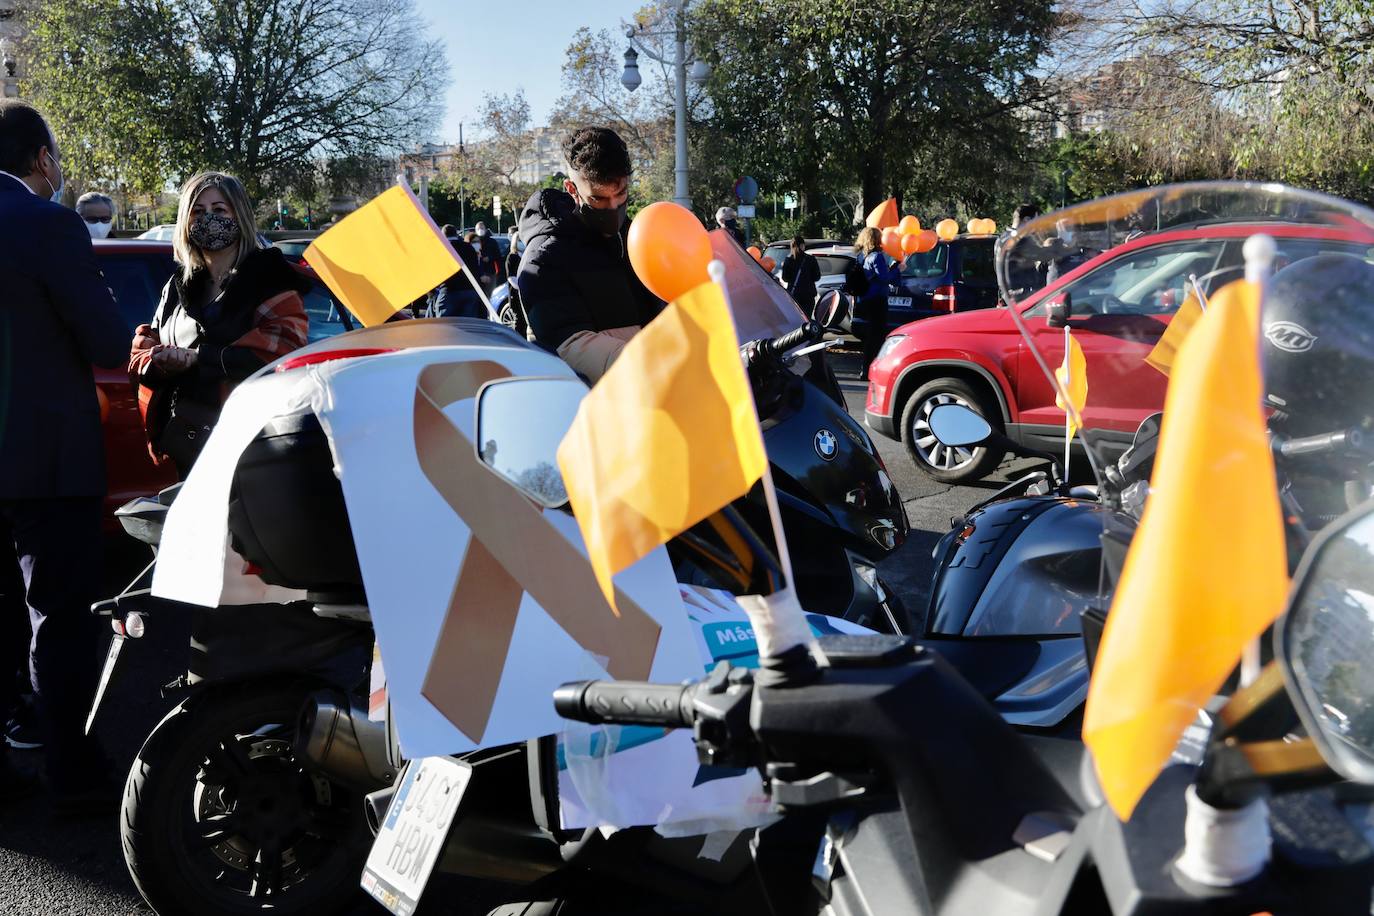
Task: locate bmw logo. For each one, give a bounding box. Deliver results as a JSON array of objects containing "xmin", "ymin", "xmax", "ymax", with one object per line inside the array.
[{"xmin": 814, "ymin": 429, "xmax": 839, "ymax": 461}]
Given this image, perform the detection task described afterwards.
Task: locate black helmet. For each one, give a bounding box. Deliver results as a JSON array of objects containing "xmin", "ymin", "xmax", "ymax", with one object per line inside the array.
[{"xmin": 1262, "ymin": 253, "xmax": 1374, "ymax": 438}]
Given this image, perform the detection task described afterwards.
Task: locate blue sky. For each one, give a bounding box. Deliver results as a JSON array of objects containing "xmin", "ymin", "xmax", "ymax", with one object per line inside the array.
[{"xmin": 415, "ymin": 0, "xmax": 651, "ymax": 145}]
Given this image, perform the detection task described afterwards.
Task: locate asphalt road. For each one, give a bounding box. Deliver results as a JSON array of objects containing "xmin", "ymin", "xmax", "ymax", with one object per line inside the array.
[{"xmin": 0, "ymin": 350, "xmax": 1041, "ymax": 916}]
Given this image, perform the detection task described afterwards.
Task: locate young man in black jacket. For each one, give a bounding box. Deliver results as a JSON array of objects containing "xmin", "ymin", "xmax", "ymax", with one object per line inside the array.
[{"xmin": 516, "ymin": 127, "xmax": 661, "ymax": 382}]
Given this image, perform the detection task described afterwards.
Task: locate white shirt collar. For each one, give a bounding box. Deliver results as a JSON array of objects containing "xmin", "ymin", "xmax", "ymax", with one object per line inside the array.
[{"xmin": 0, "ymin": 170, "xmax": 36, "ymax": 195}]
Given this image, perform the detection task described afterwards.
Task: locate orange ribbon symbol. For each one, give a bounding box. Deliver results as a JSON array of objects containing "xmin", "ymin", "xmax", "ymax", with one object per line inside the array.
[{"xmin": 412, "ymin": 361, "xmax": 663, "ymax": 743}]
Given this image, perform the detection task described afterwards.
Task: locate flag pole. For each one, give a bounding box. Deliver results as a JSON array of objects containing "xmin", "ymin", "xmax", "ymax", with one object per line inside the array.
[
  {"xmin": 1063, "ymin": 324, "xmax": 1073, "ymax": 481},
  {"xmin": 396, "ymin": 174, "xmax": 499, "ymax": 321},
  {"xmin": 707, "ymin": 259, "xmax": 813, "ymax": 669},
  {"xmin": 1240, "ymin": 233, "xmax": 1277, "ymax": 687}
]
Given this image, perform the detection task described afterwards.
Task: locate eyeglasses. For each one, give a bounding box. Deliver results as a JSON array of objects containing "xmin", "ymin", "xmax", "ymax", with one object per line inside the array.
[{"xmin": 82, "ymin": 215, "xmax": 113, "ymax": 223}]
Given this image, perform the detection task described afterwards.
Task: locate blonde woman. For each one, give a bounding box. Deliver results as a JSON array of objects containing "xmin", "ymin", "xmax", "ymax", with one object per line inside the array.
[
  {"xmin": 129, "ymin": 172, "xmax": 309, "ymax": 474},
  {"xmin": 855, "ymin": 226, "xmax": 901, "ymax": 379}
]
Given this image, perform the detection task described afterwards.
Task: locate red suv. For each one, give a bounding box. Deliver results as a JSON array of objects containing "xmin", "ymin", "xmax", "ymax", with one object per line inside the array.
[
  {"xmin": 95, "ymin": 240, "xmax": 353, "ymax": 525},
  {"xmin": 864, "ymin": 224, "xmax": 1374, "ymax": 482}
]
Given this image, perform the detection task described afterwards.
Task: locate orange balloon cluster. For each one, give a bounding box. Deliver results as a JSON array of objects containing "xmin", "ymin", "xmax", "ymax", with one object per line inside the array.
[
  {"xmin": 884, "ymin": 213, "xmax": 937, "ymax": 262},
  {"xmin": 966, "ymin": 217, "xmax": 997, "ymax": 235},
  {"xmin": 627, "ymin": 202, "xmax": 713, "ymax": 302}
]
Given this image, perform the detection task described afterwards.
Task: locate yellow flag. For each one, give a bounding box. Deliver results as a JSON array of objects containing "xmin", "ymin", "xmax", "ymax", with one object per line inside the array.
[
  {"xmin": 557, "ymin": 279, "xmax": 768, "ymax": 609},
  {"xmin": 304, "ymin": 185, "xmax": 460, "ymax": 326},
  {"xmin": 1055, "ymin": 334, "xmax": 1087, "ymax": 438},
  {"xmin": 1083, "ymin": 279, "xmax": 1287, "ymax": 820},
  {"xmin": 1145, "ymin": 289, "xmax": 1204, "ymax": 377}
]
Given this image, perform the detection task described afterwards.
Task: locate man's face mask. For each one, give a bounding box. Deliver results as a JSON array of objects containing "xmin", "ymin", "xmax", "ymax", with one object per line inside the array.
[
  {"xmin": 85, "ymin": 217, "xmax": 112, "ymax": 239},
  {"xmin": 570, "ymin": 180, "xmax": 627, "ymax": 237}
]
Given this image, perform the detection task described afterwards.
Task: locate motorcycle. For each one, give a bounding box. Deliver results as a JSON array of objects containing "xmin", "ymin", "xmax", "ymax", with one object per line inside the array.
[
  {"xmin": 543, "ymin": 181, "xmax": 1374, "ymax": 915},
  {"xmin": 555, "ymin": 495, "xmax": 1374, "ymax": 915},
  {"xmin": 98, "ymin": 235, "xmax": 906, "ymax": 916}
]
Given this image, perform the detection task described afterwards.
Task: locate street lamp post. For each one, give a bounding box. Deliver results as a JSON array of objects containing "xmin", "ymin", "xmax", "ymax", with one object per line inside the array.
[{"xmin": 621, "ymin": 0, "xmax": 710, "ymax": 211}]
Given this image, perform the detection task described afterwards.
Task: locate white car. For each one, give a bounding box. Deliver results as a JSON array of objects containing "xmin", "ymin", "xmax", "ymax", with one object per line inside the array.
[{"xmin": 137, "ymin": 224, "xmax": 177, "ymax": 241}]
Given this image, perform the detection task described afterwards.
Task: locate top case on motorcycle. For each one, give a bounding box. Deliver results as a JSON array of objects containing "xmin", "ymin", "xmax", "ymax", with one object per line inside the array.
[{"xmin": 227, "ymin": 412, "xmax": 364, "ymax": 596}]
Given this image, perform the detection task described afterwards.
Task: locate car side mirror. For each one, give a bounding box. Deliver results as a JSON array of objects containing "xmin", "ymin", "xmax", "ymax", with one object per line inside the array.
[
  {"xmin": 927, "ymin": 404, "xmax": 993, "ymax": 448},
  {"xmin": 814, "ymin": 290, "xmax": 852, "ymax": 332},
  {"xmin": 1046, "ymin": 293, "xmax": 1071, "ymax": 329},
  {"xmin": 475, "ymin": 377, "xmax": 588, "ymax": 509},
  {"xmin": 1278, "ymin": 503, "xmax": 1374, "ymax": 784}
]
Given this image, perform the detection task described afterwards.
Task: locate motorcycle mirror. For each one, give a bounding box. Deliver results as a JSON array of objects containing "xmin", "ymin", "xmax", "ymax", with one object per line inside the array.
[
  {"xmin": 1277, "ymin": 501, "xmax": 1374, "ymax": 784},
  {"xmin": 1046, "ymin": 293, "xmax": 1071, "ymax": 329},
  {"xmin": 1132, "ymin": 412, "xmax": 1163, "ymax": 449},
  {"xmin": 814, "ymin": 289, "xmax": 851, "ymax": 331},
  {"xmin": 927, "ymin": 404, "xmax": 992, "ymax": 448},
  {"xmin": 474, "ymin": 376, "xmax": 588, "ymax": 510}
]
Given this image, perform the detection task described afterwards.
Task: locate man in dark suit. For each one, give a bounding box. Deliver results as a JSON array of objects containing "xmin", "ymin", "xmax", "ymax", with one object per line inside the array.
[{"xmin": 0, "ymin": 100, "xmax": 129, "ymax": 810}]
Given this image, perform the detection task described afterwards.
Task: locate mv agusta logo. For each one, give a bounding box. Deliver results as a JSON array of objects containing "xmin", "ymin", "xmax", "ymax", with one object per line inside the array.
[
  {"xmin": 1265, "ymin": 321, "xmax": 1318, "ymax": 354},
  {"xmin": 814, "ymin": 428, "xmax": 839, "ymax": 461}
]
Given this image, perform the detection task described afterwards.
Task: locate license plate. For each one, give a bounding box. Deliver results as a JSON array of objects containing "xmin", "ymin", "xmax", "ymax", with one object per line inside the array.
[
  {"xmin": 85, "ymin": 634, "xmax": 125, "ymax": 735},
  {"xmin": 361, "ymin": 756, "xmax": 473, "ymax": 916},
  {"xmin": 888, "ymin": 296, "xmax": 912, "ymax": 307}
]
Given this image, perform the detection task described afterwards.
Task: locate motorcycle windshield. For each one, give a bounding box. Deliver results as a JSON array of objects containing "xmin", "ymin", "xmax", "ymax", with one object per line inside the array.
[
  {"xmin": 996, "ymin": 182, "xmax": 1374, "ymax": 494},
  {"xmin": 709, "ymin": 228, "xmax": 806, "ymax": 341},
  {"xmin": 994, "ymin": 179, "xmax": 1374, "ymax": 623}
]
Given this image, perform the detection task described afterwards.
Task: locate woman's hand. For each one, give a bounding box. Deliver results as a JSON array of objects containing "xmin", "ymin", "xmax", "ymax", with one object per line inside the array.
[
  {"xmin": 132, "ymin": 324, "xmax": 160, "ymax": 351},
  {"xmin": 150, "ymin": 345, "xmax": 199, "ymax": 375}
]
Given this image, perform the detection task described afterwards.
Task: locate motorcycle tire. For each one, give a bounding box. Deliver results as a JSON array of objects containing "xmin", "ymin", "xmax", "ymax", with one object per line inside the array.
[
  {"xmin": 122, "ymin": 682, "xmax": 368, "ymax": 916},
  {"xmin": 901, "ymin": 377, "xmax": 1005, "ymax": 483}
]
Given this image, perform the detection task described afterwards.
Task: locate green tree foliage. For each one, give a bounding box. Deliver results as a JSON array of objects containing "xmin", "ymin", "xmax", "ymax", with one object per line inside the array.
[
  {"xmin": 692, "ymin": 0, "xmax": 1057, "ymax": 220},
  {"xmin": 24, "ymin": 0, "xmax": 446, "ymax": 199}
]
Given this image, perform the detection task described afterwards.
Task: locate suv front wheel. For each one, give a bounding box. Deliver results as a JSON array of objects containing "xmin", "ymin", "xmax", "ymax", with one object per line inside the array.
[{"xmin": 901, "ymin": 378, "xmax": 1005, "ymax": 483}]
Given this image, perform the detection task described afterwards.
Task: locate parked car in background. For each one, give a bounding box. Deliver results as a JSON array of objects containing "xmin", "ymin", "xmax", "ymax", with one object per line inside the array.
[
  {"xmin": 892, "ymin": 233, "xmax": 999, "ymax": 321},
  {"xmin": 807, "ymin": 246, "xmax": 860, "ymax": 300},
  {"xmin": 136, "ymin": 224, "xmax": 176, "ymax": 241},
  {"xmin": 864, "ymin": 222, "xmax": 1374, "ymax": 482},
  {"xmin": 272, "ymin": 238, "xmax": 314, "ymax": 264},
  {"xmin": 95, "ymin": 239, "xmax": 355, "ymax": 526},
  {"xmin": 762, "ymin": 238, "xmax": 844, "ymax": 280}
]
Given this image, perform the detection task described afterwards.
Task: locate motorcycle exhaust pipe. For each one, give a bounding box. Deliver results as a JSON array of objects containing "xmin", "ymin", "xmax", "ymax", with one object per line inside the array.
[{"xmin": 296, "ymin": 689, "xmax": 397, "ymax": 791}]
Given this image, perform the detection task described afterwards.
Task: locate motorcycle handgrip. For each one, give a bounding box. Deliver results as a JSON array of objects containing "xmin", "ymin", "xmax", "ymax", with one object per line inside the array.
[
  {"xmin": 760, "ymin": 321, "xmax": 821, "ymax": 357},
  {"xmin": 553, "ymin": 680, "xmax": 695, "ymax": 727},
  {"xmin": 1278, "ymin": 428, "xmax": 1363, "ymax": 458}
]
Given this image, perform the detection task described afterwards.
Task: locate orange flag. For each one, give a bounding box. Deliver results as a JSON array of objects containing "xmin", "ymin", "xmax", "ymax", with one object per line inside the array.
[
  {"xmin": 865, "ymin": 198, "xmax": 899, "ymax": 229},
  {"xmin": 1145, "ymin": 287, "xmax": 1205, "ymax": 377},
  {"xmin": 557, "ymin": 277, "xmax": 768, "ymax": 610},
  {"xmin": 1083, "ymin": 278, "xmax": 1288, "ymax": 819}
]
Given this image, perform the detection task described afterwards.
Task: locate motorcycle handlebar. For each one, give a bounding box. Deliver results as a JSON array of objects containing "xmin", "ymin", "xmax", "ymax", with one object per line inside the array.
[
  {"xmin": 553, "ymin": 680, "xmax": 696, "ymax": 728},
  {"xmin": 1276, "ymin": 428, "xmax": 1365, "ymax": 459},
  {"xmin": 758, "ymin": 321, "xmax": 822, "ymax": 358}
]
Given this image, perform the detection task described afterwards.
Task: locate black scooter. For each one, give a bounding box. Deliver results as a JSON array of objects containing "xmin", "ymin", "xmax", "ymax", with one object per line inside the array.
[
  {"xmin": 96, "ymin": 310, "xmax": 907, "ymax": 916},
  {"xmin": 556, "ymin": 499, "xmax": 1374, "ymax": 916}
]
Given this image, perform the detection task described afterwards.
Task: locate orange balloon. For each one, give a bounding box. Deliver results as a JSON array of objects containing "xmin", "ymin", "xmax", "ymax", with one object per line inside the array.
[
  {"xmin": 898, "ymin": 215, "xmax": 921, "ymax": 236},
  {"xmin": 96, "ymin": 385, "xmax": 109, "ymax": 423},
  {"xmin": 747, "ymin": 246, "xmax": 761, "ymax": 260},
  {"xmin": 881, "ymin": 227, "xmax": 903, "ymax": 260},
  {"xmin": 627, "ymin": 201, "xmax": 713, "ymax": 302},
  {"xmin": 936, "ymin": 219, "xmax": 959, "ymax": 241},
  {"xmin": 915, "ymin": 229, "xmax": 938, "ymax": 253},
  {"xmin": 760, "ymin": 256, "xmax": 776, "ymax": 272},
  {"xmin": 982, "ymin": 218, "xmax": 997, "ymax": 234},
  {"xmin": 900, "ymin": 233, "xmax": 921, "ymax": 255}
]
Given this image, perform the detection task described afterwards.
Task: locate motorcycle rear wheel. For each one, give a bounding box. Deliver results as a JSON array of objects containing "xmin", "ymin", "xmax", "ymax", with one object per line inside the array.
[{"xmin": 122, "ymin": 682, "xmax": 367, "ymax": 916}]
